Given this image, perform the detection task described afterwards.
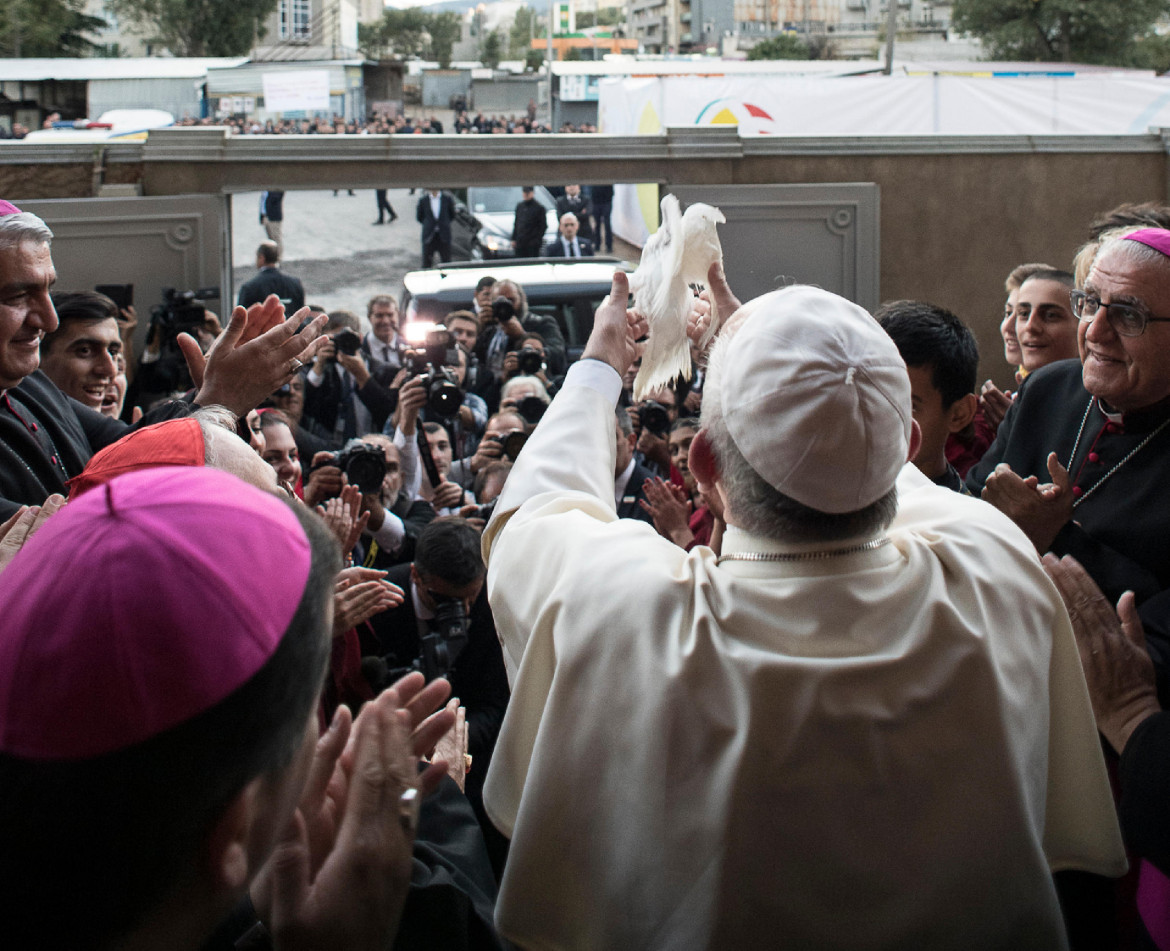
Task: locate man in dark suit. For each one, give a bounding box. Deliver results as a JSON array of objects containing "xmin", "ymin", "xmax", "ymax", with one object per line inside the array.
[
  {"xmin": 417, "ymin": 188, "xmax": 456, "ymax": 268},
  {"xmin": 237, "ymin": 241, "xmax": 305, "ymax": 312},
  {"xmin": 615, "ymin": 407, "xmax": 655, "ymax": 523},
  {"xmin": 555, "ymin": 184, "xmax": 593, "ymax": 243},
  {"xmin": 543, "ymin": 212, "xmax": 594, "ymax": 259},
  {"xmin": 301, "ymin": 311, "xmax": 398, "ymax": 445},
  {"xmin": 366, "ymin": 517, "xmax": 511, "ymax": 872},
  {"xmin": 511, "ymin": 186, "xmax": 547, "ymax": 258}
]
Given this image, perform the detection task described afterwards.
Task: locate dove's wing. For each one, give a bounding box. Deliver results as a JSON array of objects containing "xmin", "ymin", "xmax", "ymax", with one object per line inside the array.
[{"xmin": 629, "ymin": 196, "xmax": 694, "ymax": 401}]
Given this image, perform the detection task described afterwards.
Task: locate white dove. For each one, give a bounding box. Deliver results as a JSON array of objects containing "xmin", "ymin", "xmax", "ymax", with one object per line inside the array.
[{"xmin": 628, "ymin": 194, "xmax": 726, "ymax": 401}]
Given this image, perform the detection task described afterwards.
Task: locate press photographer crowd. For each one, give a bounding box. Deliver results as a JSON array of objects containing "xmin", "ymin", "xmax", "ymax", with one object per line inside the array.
[{"xmin": 4, "ymin": 193, "xmax": 1170, "ymax": 950}]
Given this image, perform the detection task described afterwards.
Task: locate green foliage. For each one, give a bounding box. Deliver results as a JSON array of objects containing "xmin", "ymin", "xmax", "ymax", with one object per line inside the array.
[
  {"xmin": 509, "ymin": 5, "xmax": 544, "ymax": 59},
  {"xmin": 747, "ymin": 33, "xmax": 810, "ymax": 60},
  {"xmin": 428, "ymin": 11, "xmax": 461, "ymax": 68},
  {"xmin": 359, "ymin": 7, "xmax": 466, "ymax": 63},
  {"xmin": 952, "ymin": 0, "xmax": 1170, "ymax": 64},
  {"xmin": 359, "ymin": 7, "xmax": 433, "ymax": 60},
  {"xmin": 524, "ymin": 47, "xmax": 545, "ymax": 71},
  {"xmin": 563, "ymin": 44, "xmax": 582, "ymax": 61},
  {"xmin": 576, "ymin": 8, "xmax": 622, "ymax": 29},
  {"xmin": 106, "ymin": 0, "xmax": 277, "ymax": 56},
  {"xmin": 0, "ymin": 0, "xmax": 107, "ymax": 57},
  {"xmin": 1134, "ymin": 32, "xmax": 1170, "ymax": 74},
  {"xmin": 481, "ymin": 29, "xmax": 502, "ymax": 69}
]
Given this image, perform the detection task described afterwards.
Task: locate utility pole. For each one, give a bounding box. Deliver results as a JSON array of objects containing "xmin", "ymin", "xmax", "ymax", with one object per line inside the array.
[{"xmin": 883, "ymin": 0, "xmax": 897, "ymax": 75}]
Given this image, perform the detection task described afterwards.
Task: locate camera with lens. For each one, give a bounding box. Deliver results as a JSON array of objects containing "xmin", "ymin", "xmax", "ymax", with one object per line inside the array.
[
  {"xmin": 311, "ymin": 438, "xmax": 387, "ymax": 495},
  {"xmin": 417, "ymin": 596, "xmax": 470, "ymax": 682},
  {"xmin": 492, "ymin": 297, "xmax": 515, "ymax": 322},
  {"xmin": 372, "ymin": 593, "xmax": 470, "ymax": 688},
  {"xmin": 471, "ymin": 499, "xmax": 497, "ymax": 521},
  {"xmin": 150, "ymin": 287, "xmax": 218, "ymax": 346},
  {"xmin": 516, "ymin": 346, "xmax": 544, "ymax": 376},
  {"xmin": 137, "ymin": 286, "xmax": 220, "ymax": 397},
  {"xmin": 332, "ymin": 328, "xmax": 362, "ymax": 357},
  {"xmin": 487, "ymin": 429, "xmax": 528, "ymax": 461},
  {"xmin": 639, "ymin": 400, "xmax": 672, "ymax": 438},
  {"xmin": 515, "ymin": 396, "xmax": 547, "ymax": 426},
  {"xmin": 406, "ymin": 326, "xmax": 463, "ymax": 419}
]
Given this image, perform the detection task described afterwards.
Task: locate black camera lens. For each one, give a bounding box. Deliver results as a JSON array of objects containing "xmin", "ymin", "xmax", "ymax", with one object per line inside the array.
[
  {"xmin": 427, "ymin": 378, "xmax": 463, "ymax": 418},
  {"xmin": 516, "ymin": 396, "xmax": 547, "ymax": 425},
  {"xmin": 335, "ymin": 439, "xmax": 387, "ymax": 494},
  {"xmin": 492, "ymin": 297, "xmax": 515, "ymax": 321},
  {"xmin": 333, "ymin": 328, "xmax": 362, "ymax": 356},
  {"xmin": 516, "ymin": 347, "xmax": 544, "ymax": 375},
  {"xmin": 640, "ymin": 401, "xmax": 671, "ymax": 437},
  {"xmin": 500, "ymin": 430, "xmax": 528, "ymax": 460}
]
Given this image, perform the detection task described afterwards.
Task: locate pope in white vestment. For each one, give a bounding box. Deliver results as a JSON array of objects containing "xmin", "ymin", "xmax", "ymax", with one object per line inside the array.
[{"xmin": 481, "ymin": 280, "xmax": 1126, "ymax": 951}]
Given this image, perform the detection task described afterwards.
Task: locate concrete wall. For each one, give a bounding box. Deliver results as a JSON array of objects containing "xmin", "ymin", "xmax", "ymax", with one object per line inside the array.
[
  {"xmin": 1, "ymin": 126, "xmax": 1165, "ymax": 386},
  {"xmin": 471, "ymin": 77, "xmax": 541, "ymax": 115},
  {"xmin": 422, "ymin": 70, "xmax": 472, "ymax": 109},
  {"xmin": 89, "ymin": 78, "xmax": 205, "ymax": 123}
]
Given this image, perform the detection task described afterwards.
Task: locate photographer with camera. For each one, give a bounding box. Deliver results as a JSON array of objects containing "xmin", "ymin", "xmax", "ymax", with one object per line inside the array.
[
  {"xmin": 446, "ymin": 409, "xmax": 528, "ymax": 491},
  {"xmin": 302, "ymin": 311, "xmax": 398, "ymax": 447},
  {"xmin": 366, "ymin": 516, "xmax": 511, "ymax": 876},
  {"xmin": 629, "ymin": 386, "xmax": 681, "ymax": 481},
  {"xmin": 478, "ymin": 281, "xmax": 567, "ymax": 390}
]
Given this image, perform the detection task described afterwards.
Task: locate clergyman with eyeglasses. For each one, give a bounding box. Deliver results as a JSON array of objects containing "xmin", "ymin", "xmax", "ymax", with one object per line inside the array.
[{"xmin": 968, "ymin": 228, "xmax": 1170, "ymax": 605}]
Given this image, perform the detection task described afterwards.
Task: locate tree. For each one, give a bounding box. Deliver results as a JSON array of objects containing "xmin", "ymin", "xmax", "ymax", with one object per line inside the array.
[
  {"xmin": 0, "ymin": 0, "xmax": 107, "ymax": 57},
  {"xmin": 952, "ymin": 0, "xmax": 1170, "ymax": 65},
  {"xmin": 747, "ymin": 33, "xmax": 810, "ymax": 60},
  {"xmin": 481, "ymin": 29, "xmax": 502, "ymax": 69},
  {"xmin": 106, "ymin": 0, "xmax": 277, "ymax": 56},
  {"xmin": 509, "ymin": 6, "xmax": 544, "ymax": 59},
  {"xmin": 359, "ymin": 7, "xmax": 432, "ymax": 60},
  {"xmin": 428, "ymin": 11, "xmax": 461, "ymax": 68}
]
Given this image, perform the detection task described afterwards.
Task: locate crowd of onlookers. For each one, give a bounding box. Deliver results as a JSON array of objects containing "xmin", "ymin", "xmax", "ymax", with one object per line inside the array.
[
  {"xmin": 176, "ymin": 111, "xmax": 597, "ymax": 136},
  {"xmin": 8, "ymin": 193, "xmax": 1170, "ymax": 949}
]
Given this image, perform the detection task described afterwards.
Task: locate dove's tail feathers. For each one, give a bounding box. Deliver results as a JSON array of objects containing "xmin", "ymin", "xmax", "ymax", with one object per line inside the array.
[{"xmin": 633, "ymin": 341, "xmax": 692, "ymax": 402}]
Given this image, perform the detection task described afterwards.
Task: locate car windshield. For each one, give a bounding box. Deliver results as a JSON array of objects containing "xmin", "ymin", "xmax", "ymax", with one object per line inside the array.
[{"xmin": 469, "ymin": 187, "xmax": 554, "ymax": 214}]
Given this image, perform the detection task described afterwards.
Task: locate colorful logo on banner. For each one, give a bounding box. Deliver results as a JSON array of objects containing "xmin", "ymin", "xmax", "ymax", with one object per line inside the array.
[{"xmin": 694, "ymin": 99, "xmax": 778, "ymax": 135}]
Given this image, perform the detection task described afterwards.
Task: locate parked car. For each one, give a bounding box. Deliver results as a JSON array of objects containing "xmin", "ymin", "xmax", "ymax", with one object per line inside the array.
[
  {"xmin": 400, "ymin": 257, "xmax": 634, "ymax": 363},
  {"xmin": 16, "ymin": 109, "xmax": 174, "ymax": 144},
  {"xmin": 447, "ymin": 185, "xmax": 560, "ymax": 261}
]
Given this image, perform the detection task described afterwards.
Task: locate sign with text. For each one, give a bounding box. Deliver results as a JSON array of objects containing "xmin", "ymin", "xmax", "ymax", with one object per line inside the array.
[{"xmin": 261, "ymin": 70, "xmax": 331, "ymax": 114}]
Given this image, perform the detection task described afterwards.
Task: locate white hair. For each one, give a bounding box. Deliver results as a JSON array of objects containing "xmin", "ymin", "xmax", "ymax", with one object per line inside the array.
[
  {"xmin": 502, "ymin": 375, "xmax": 550, "ymax": 404},
  {"xmin": 191, "ymin": 404, "xmax": 240, "ymax": 467},
  {"xmin": 0, "ymin": 212, "xmax": 53, "ymax": 251}
]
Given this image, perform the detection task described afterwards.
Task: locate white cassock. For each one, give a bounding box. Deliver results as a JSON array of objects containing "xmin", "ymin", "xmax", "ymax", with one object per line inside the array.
[{"xmin": 482, "ymin": 361, "xmax": 1126, "ymax": 951}]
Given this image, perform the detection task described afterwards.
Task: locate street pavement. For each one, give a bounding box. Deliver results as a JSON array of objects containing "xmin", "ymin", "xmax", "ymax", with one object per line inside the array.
[{"xmin": 232, "ymin": 187, "xmax": 641, "ymax": 321}]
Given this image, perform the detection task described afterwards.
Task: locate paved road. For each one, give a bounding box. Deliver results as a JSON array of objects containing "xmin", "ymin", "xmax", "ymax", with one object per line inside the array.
[{"xmin": 232, "ymin": 188, "xmax": 641, "ymax": 320}]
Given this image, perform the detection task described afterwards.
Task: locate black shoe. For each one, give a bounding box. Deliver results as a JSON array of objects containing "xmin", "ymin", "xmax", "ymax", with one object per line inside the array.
[
  {"xmin": 389, "ymin": 213, "xmax": 398, "ymax": 222},
  {"xmin": 373, "ymin": 219, "xmax": 384, "ymax": 225}
]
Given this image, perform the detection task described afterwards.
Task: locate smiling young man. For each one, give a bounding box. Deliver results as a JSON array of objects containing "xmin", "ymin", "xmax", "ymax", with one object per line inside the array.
[
  {"xmin": 968, "ymin": 229, "xmax": 1170, "ymax": 608},
  {"xmin": 41, "ymin": 291, "xmax": 122, "ymax": 413},
  {"xmin": 1015, "ymin": 269, "xmax": 1078, "ymax": 374}
]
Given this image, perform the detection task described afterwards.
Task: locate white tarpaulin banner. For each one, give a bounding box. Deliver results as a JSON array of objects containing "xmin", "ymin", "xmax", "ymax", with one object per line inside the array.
[
  {"xmin": 262, "ymin": 70, "xmax": 331, "ymax": 114},
  {"xmin": 600, "ymin": 73, "xmax": 1170, "ymax": 245}
]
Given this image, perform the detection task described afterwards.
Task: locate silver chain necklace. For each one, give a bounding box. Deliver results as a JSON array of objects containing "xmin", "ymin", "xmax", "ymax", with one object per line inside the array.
[
  {"xmin": 1066, "ymin": 397, "xmax": 1170, "ymax": 510},
  {"xmin": 718, "ymin": 537, "xmax": 891, "ymax": 564}
]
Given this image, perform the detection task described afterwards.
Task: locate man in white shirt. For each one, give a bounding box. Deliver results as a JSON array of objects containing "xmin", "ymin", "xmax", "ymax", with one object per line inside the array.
[
  {"xmin": 481, "ymin": 267, "xmax": 1126, "ymax": 950},
  {"xmin": 363, "ymin": 294, "xmax": 403, "ymax": 371}
]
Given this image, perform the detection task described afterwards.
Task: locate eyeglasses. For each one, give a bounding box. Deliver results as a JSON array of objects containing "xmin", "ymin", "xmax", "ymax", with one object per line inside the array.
[{"xmin": 1070, "ymin": 290, "xmax": 1170, "ymax": 337}]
